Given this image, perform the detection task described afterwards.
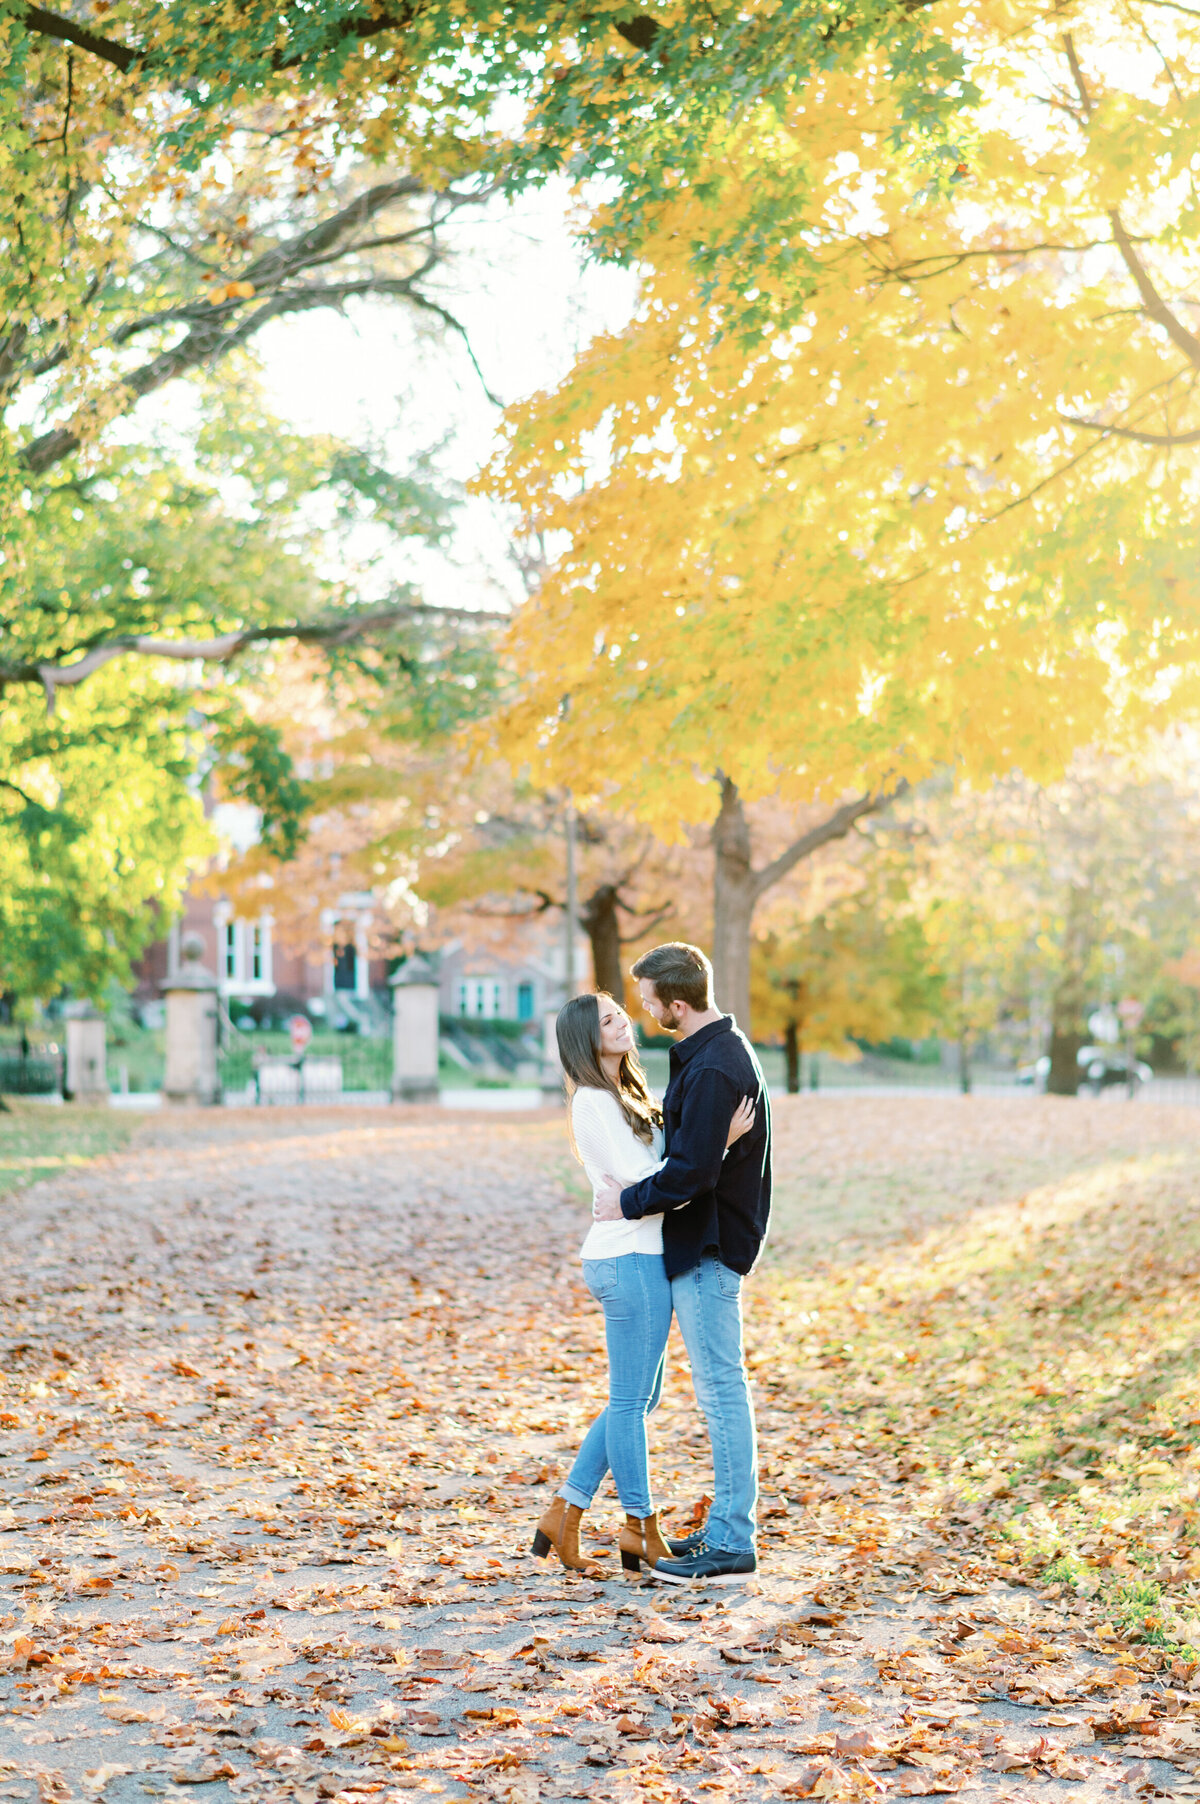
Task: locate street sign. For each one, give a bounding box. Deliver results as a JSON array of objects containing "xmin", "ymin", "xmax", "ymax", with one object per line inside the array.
[
  {"xmin": 1117, "ymin": 998, "xmax": 1145, "ymax": 1031},
  {"xmin": 288, "ymin": 1014, "xmax": 313, "ymax": 1055}
]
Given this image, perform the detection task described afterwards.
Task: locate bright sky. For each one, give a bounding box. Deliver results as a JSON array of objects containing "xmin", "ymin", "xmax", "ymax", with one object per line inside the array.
[{"xmin": 253, "ymin": 182, "xmax": 640, "ymax": 614}]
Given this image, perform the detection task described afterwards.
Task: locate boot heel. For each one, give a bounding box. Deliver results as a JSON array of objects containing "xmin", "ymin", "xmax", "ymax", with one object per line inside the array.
[
  {"xmin": 620, "ymin": 1549, "xmax": 642, "ymax": 1573},
  {"xmin": 531, "ymin": 1530, "xmax": 552, "ymax": 1558}
]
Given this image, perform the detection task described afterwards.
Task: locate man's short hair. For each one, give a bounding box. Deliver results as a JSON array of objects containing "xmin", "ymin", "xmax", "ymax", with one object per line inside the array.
[{"xmin": 630, "ymin": 942, "xmax": 713, "ymax": 1012}]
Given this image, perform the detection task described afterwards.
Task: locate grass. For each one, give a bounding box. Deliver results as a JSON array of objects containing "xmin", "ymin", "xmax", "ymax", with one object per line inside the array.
[
  {"xmin": 0, "ymin": 1099, "xmax": 136, "ymax": 1199},
  {"xmin": 754, "ymin": 1093, "xmax": 1200, "ymax": 1651},
  {"xmin": 105, "ymin": 1023, "xmax": 166, "ymax": 1092}
]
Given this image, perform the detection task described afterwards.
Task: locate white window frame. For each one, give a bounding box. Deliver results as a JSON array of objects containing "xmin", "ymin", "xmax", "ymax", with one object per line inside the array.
[
  {"xmin": 457, "ymin": 977, "xmax": 507, "ymax": 1019},
  {"xmin": 215, "ymin": 909, "xmax": 274, "ymax": 998}
]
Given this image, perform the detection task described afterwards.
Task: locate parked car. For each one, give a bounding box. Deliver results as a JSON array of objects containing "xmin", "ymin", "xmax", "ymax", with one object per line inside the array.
[
  {"xmin": 1016, "ymin": 1050, "xmax": 1152, "ymax": 1093},
  {"xmin": 1076, "ymin": 1046, "xmax": 1153, "ymax": 1094}
]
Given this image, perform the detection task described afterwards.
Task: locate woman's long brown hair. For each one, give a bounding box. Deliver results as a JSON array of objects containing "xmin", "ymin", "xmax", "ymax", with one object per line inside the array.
[{"xmin": 556, "ymin": 992, "xmax": 663, "ymax": 1148}]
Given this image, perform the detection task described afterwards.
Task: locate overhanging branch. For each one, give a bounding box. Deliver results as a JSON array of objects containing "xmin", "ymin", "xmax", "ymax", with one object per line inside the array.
[
  {"xmin": 1063, "ymin": 31, "xmax": 1200, "ymax": 372},
  {"xmin": 21, "ymin": 177, "xmax": 490, "ymax": 475},
  {"xmin": 20, "ymin": 6, "xmax": 136, "ymax": 72},
  {"xmin": 1061, "ymin": 414, "xmax": 1200, "ymax": 446},
  {"xmin": 24, "ymin": 271, "xmax": 433, "ymax": 475},
  {"xmin": 1108, "ymin": 210, "xmax": 1200, "ymax": 371},
  {"xmin": 751, "ymin": 781, "xmax": 908, "ymax": 902},
  {"xmin": 18, "ymin": 3, "xmax": 421, "ymax": 78},
  {"xmin": 1, "ymin": 602, "xmax": 503, "ymax": 709}
]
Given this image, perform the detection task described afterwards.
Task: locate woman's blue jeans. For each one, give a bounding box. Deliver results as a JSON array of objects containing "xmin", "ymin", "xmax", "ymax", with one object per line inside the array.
[{"xmin": 559, "ymin": 1253, "xmax": 673, "ymax": 1519}]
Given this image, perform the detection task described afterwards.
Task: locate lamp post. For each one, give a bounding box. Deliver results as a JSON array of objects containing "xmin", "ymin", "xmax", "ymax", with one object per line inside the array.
[
  {"xmin": 564, "ymin": 789, "xmax": 577, "ymax": 1001},
  {"xmin": 1117, "ymin": 996, "xmax": 1145, "ymax": 1100}
]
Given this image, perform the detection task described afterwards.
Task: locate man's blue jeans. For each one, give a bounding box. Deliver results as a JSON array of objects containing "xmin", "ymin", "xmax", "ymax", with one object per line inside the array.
[
  {"xmin": 671, "ymin": 1254, "xmax": 757, "ymax": 1553},
  {"xmin": 559, "ymin": 1253, "xmax": 673, "ymax": 1520}
]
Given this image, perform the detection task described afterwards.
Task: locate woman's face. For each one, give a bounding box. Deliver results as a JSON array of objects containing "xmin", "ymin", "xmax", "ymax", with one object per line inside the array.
[{"xmin": 597, "ymin": 998, "xmax": 636, "ymax": 1062}]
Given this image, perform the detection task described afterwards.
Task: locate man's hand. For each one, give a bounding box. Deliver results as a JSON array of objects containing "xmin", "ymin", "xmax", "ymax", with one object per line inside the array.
[{"xmin": 593, "ymin": 1176, "xmax": 625, "ymax": 1221}]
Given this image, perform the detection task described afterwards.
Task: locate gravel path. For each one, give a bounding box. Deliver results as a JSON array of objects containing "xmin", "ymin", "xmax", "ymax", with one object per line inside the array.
[{"xmin": 0, "ymin": 1106, "xmax": 1188, "ymax": 1803}]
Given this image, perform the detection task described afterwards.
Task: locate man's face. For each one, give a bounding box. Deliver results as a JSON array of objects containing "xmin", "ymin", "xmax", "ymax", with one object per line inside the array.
[{"xmin": 638, "ymin": 978, "xmax": 685, "ymax": 1033}]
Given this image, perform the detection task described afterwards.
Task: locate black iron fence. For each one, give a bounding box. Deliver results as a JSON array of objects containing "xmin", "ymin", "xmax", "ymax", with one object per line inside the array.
[
  {"xmin": 0, "ymin": 1032, "xmax": 63, "ymax": 1096},
  {"xmin": 219, "ymin": 1031, "xmax": 393, "ymax": 1103}
]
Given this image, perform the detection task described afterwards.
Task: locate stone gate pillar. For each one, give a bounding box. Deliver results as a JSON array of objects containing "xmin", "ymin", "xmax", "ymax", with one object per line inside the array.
[
  {"xmin": 66, "ymin": 1009, "xmax": 108, "ymax": 1103},
  {"xmin": 163, "ymin": 933, "xmax": 220, "ymax": 1106},
  {"xmin": 390, "ymin": 955, "xmax": 439, "ymax": 1103}
]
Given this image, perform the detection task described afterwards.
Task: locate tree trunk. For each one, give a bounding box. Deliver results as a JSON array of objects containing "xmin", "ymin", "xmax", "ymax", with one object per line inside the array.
[
  {"xmin": 579, "ymin": 883, "xmax": 625, "ymax": 1004},
  {"xmin": 784, "ymin": 1021, "xmax": 800, "ymax": 1093},
  {"xmin": 1046, "ymin": 887, "xmax": 1091, "ymax": 1096},
  {"xmin": 711, "ymin": 776, "xmax": 756, "ymax": 1029},
  {"xmin": 958, "ymin": 1034, "xmax": 972, "ymax": 1094},
  {"xmin": 710, "ymin": 774, "xmax": 901, "ymax": 1040},
  {"xmin": 1047, "ymin": 1024, "xmax": 1083, "ymax": 1095}
]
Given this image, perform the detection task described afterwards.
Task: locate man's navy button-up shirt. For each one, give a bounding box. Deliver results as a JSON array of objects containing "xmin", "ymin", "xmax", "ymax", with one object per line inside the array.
[{"xmin": 619, "ymin": 1014, "xmax": 772, "ymax": 1280}]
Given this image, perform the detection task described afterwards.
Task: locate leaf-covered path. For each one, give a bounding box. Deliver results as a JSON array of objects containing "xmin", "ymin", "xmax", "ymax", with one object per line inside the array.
[{"xmin": 0, "ymin": 1104, "xmax": 1195, "ymax": 1803}]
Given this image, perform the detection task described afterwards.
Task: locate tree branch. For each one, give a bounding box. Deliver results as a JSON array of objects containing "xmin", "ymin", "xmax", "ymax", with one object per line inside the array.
[
  {"xmin": 106, "ymin": 176, "xmax": 439, "ymax": 349},
  {"xmin": 19, "ymin": 6, "xmax": 136, "ymax": 72},
  {"xmin": 1060, "ymin": 414, "xmax": 1200, "ymax": 445},
  {"xmin": 18, "ymin": 4, "xmax": 421, "ymax": 78},
  {"xmin": 0, "ymin": 776, "xmax": 45, "ymax": 811},
  {"xmin": 1, "ymin": 602, "xmax": 502, "ymax": 708},
  {"xmin": 462, "ymin": 890, "xmax": 559, "ymax": 918},
  {"xmin": 401, "ymin": 290, "xmax": 503, "ymax": 407},
  {"xmin": 23, "ymin": 270, "xmax": 434, "ymax": 474},
  {"xmin": 226, "ymin": 177, "xmax": 436, "ymax": 295},
  {"xmin": 616, "ymin": 901, "xmax": 674, "ymax": 945},
  {"xmin": 613, "ymin": 17, "xmax": 663, "ymax": 51},
  {"xmin": 1107, "ymin": 209, "xmax": 1200, "ymax": 370},
  {"xmin": 1061, "ymin": 31, "xmax": 1200, "ymax": 370},
  {"xmin": 268, "ymin": 6, "xmax": 417, "ymax": 73},
  {"xmin": 867, "ymin": 236, "xmax": 1141, "ymax": 285},
  {"xmin": 1061, "ymin": 33, "xmax": 1094, "ymax": 120},
  {"xmin": 750, "ymin": 782, "xmax": 908, "ymax": 902},
  {"xmin": 20, "ymin": 178, "xmax": 495, "ymax": 473}
]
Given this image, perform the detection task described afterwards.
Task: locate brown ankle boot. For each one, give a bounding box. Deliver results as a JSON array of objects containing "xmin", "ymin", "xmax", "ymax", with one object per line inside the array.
[
  {"xmin": 531, "ymin": 1498, "xmax": 605, "ymax": 1575},
  {"xmin": 619, "ymin": 1510, "xmax": 670, "ymax": 1575}
]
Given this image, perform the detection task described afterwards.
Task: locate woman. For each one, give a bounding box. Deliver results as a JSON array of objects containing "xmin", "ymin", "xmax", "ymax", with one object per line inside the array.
[{"xmin": 532, "ymin": 991, "xmax": 754, "ymax": 1578}]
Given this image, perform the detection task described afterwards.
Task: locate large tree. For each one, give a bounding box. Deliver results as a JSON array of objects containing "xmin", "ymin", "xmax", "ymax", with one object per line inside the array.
[
  {"xmin": 0, "ymin": 0, "xmax": 978, "ymax": 1013},
  {"xmin": 0, "ymin": 380, "xmax": 495, "ymax": 1000},
  {"xmin": 486, "ymin": 2, "xmax": 1200, "ymax": 1025},
  {"xmin": 0, "ymin": 0, "xmax": 977, "ymax": 583}
]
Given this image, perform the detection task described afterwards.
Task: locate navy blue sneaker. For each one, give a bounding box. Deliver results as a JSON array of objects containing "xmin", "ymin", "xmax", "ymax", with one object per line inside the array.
[{"xmin": 651, "ymin": 1542, "xmax": 758, "ymax": 1586}]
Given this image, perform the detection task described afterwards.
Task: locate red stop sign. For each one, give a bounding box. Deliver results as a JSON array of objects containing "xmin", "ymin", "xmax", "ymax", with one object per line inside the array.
[{"xmin": 288, "ymin": 1014, "xmax": 313, "ymax": 1055}]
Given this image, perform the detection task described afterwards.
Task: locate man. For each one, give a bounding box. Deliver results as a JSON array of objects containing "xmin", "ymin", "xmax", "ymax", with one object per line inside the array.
[{"xmin": 594, "ymin": 941, "xmax": 772, "ymax": 1584}]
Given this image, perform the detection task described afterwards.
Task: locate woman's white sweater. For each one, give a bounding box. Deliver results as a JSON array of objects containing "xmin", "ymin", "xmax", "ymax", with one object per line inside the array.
[{"xmin": 571, "ymin": 1086, "xmax": 665, "ymax": 1260}]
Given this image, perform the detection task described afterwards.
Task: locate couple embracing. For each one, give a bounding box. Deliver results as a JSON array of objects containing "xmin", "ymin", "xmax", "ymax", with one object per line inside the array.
[{"xmin": 533, "ymin": 941, "xmax": 772, "ymax": 1587}]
